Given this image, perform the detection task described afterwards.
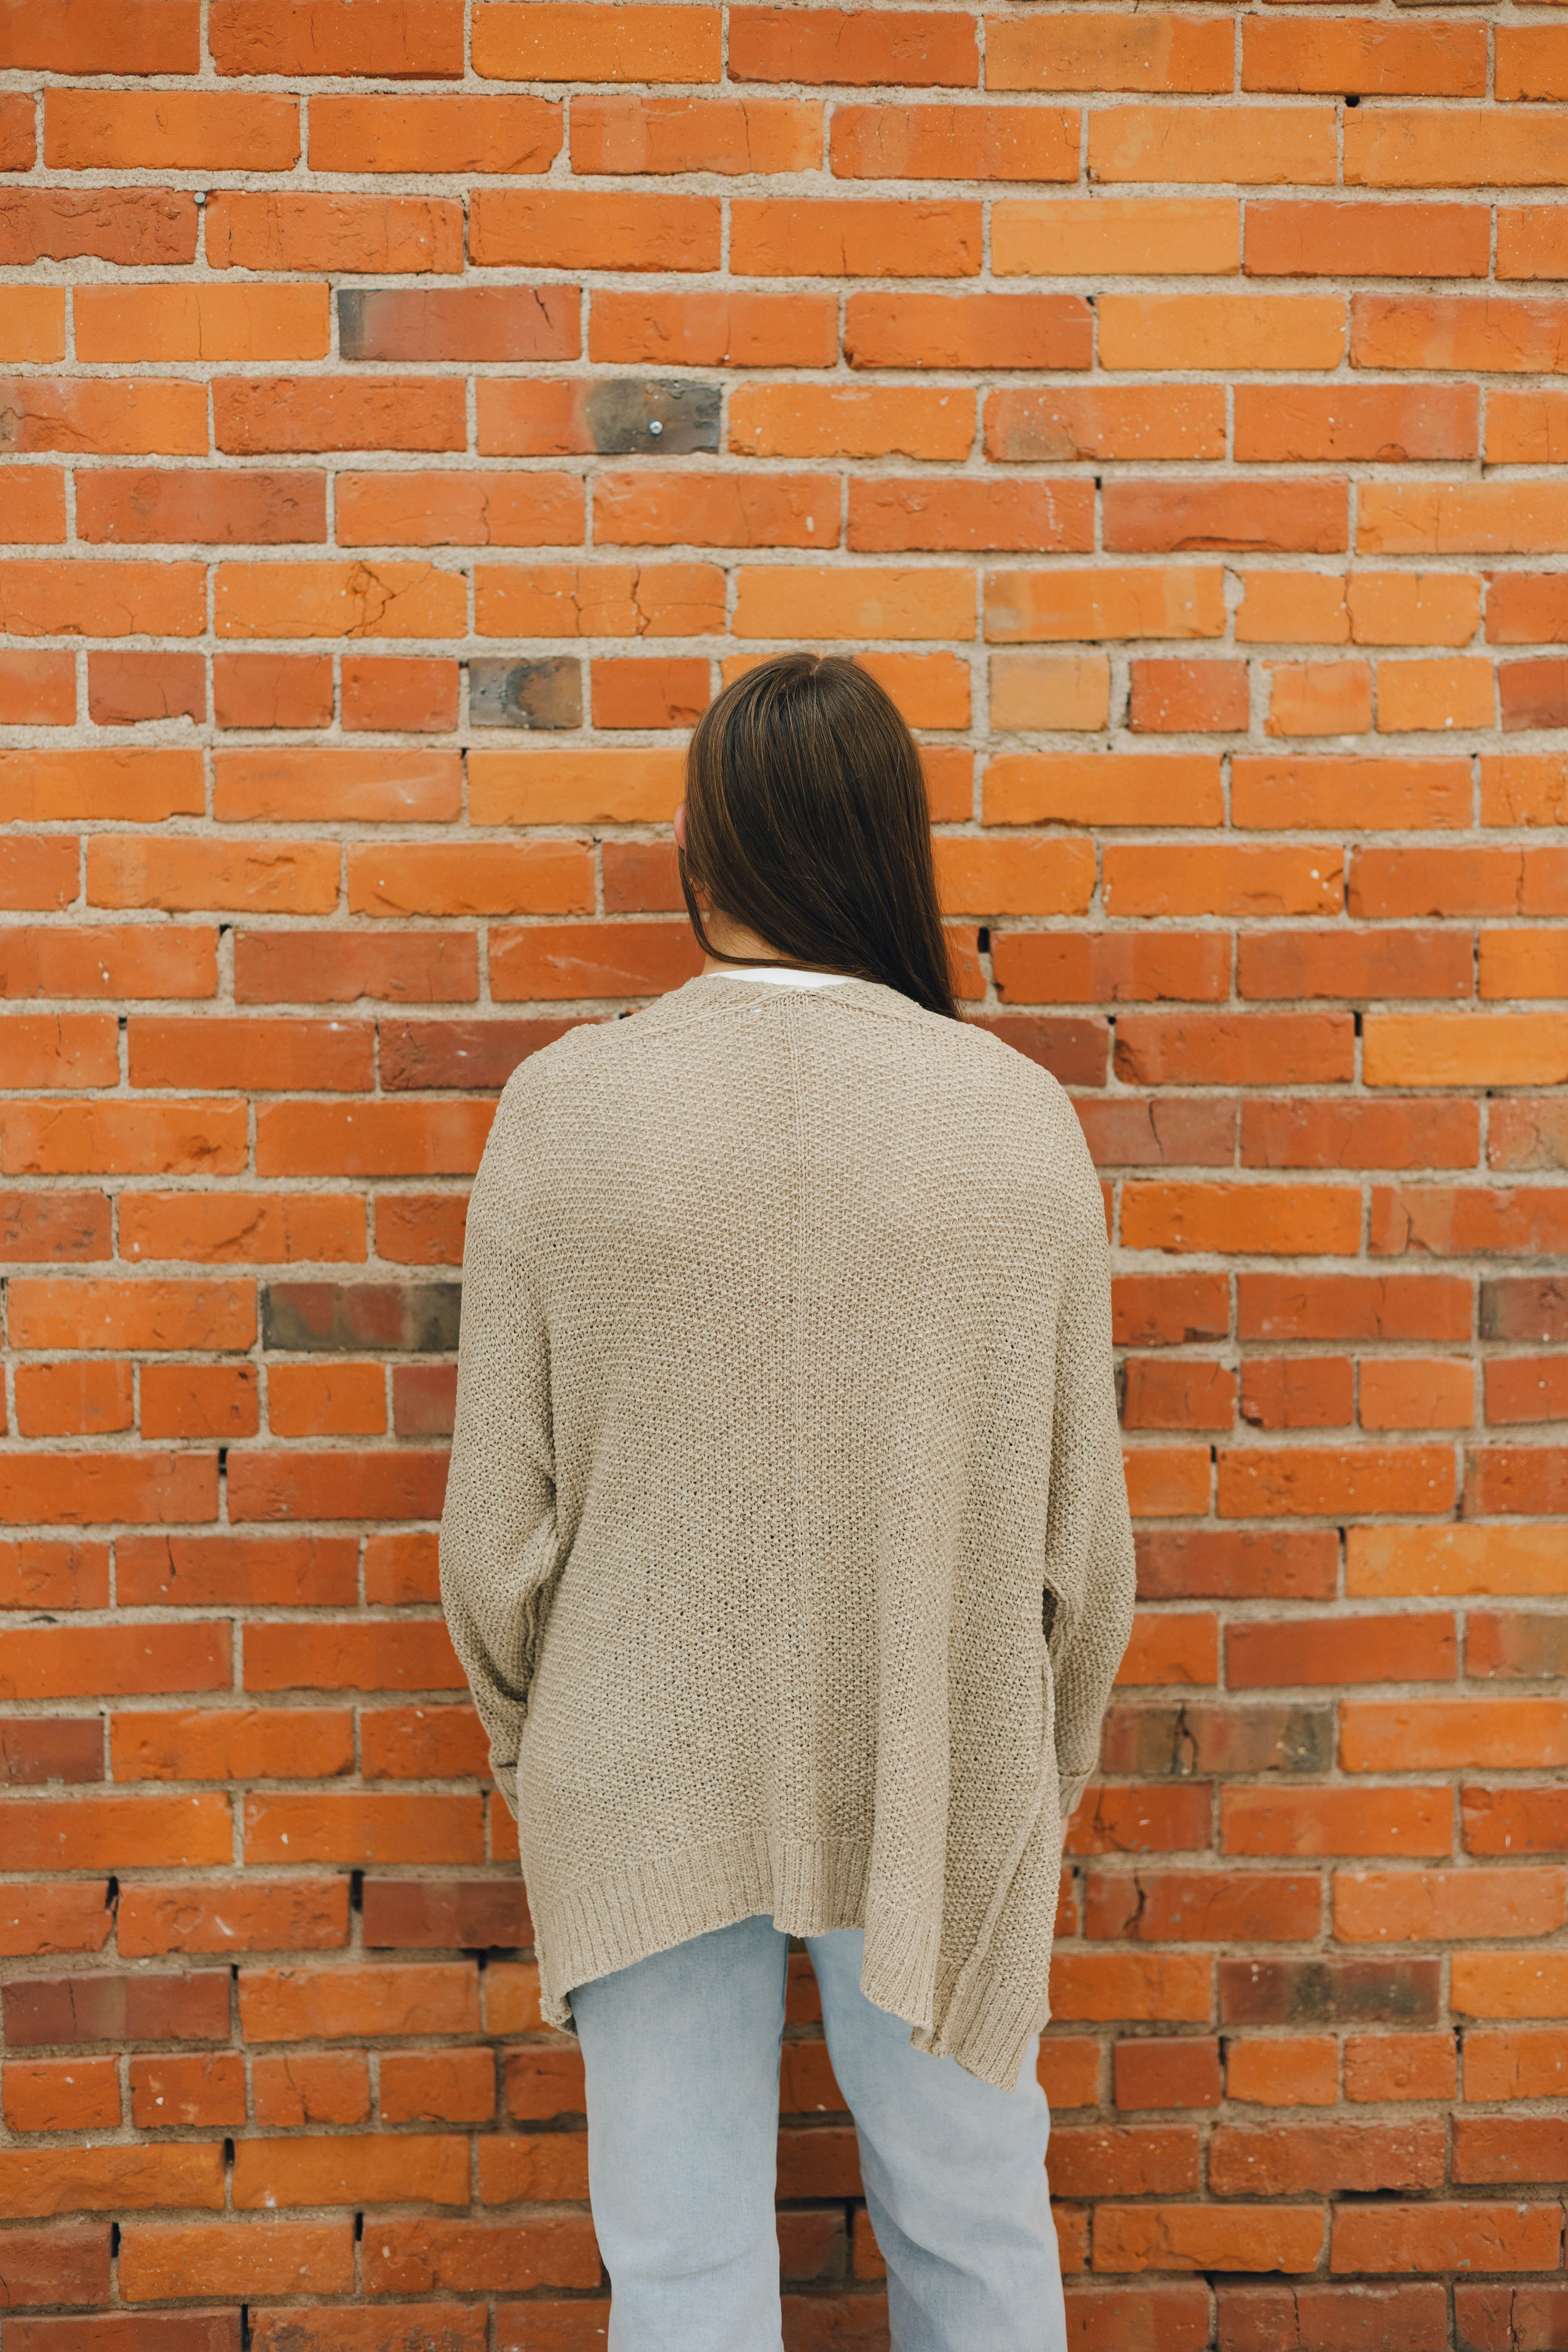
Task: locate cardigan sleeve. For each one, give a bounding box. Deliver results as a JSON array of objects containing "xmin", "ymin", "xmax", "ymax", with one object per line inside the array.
[
  {"xmin": 1043, "ymin": 1178, "xmax": 1138, "ymax": 1828},
  {"xmin": 438, "ymin": 1082, "xmax": 561, "ymax": 1818}
]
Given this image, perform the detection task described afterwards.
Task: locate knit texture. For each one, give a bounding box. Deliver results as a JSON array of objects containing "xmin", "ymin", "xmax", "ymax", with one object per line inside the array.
[{"xmin": 440, "ymin": 974, "xmax": 1136, "ymax": 2090}]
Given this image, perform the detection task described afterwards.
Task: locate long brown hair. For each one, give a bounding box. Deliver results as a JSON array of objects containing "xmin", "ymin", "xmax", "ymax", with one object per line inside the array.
[{"xmin": 678, "ymin": 654, "xmax": 959, "ymax": 1021}]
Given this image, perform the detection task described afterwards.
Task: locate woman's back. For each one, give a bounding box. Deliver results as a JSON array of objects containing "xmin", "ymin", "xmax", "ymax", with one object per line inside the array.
[{"xmin": 441, "ymin": 968, "xmax": 1134, "ymax": 2090}]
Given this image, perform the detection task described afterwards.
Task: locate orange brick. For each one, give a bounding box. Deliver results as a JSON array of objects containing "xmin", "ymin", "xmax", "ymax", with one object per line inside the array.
[
  {"xmin": 988, "ymin": 14, "xmax": 1231, "ymax": 94},
  {"xmin": 1089, "ymin": 105, "xmax": 1336, "ymax": 187},
  {"xmin": 596, "ymin": 470, "xmax": 839, "ymax": 549},
  {"xmin": 1235, "ymin": 383, "xmax": 1477, "ymax": 465},
  {"xmin": 206, "ymin": 193, "xmax": 462, "ymax": 275},
  {"xmin": 1, "ymin": 925, "xmax": 218, "ymax": 1002},
  {"xmin": 1498, "ymin": 209, "xmax": 1568, "ymax": 282},
  {"xmin": 475, "ymin": 566, "xmax": 723, "ymax": 640},
  {"xmin": 87, "ymin": 838, "xmax": 339, "ymax": 915},
  {"xmin": 1096, "ymin": 2204, "xmax": 1323, "ymax": 2275},
  {"xmin": 1362, "ymin": 481, "xmax": 1568, "ymax": 555},
  {"xmin": 1335, "ymin": 1869, "xmax": 1564, "ymax": 1943},
  {"xmin": 1364, "ymin": 1015, "xmax": 1568, "ymax": 1090},
  {"xmin": 209, "ymin": 0, "xmax": 464, "ymax": 75},
  {"xmin": 728, "ymin": 7, "xmax": 978, "ymax": 88},
  {"xmin": 1331, "ymin": 2201, "xmax": 1561, "ymax": 2276},
  {"xmin": 592, "ymin": 292, "xmax": 837, "ymax": 368},
  {"xmin": 573, "ymin": 95, "xmax": 820, "ymax": 173},
  {"xmin": 216, "ymin": 377, "xmax": 466, "ymax": 456},
  {"xmin": 1123, "ymin": 1182, "xmax": 1360, "ymax": 1257},
  {"xmin": 1245, "ymin": 201, "xmax": 1488, "ymax": 279},
  {"xmin": 1243, "ymin": 19, "xmax": 1485, "ymax": 98},
  {"xmin": 1482, "ymin": 754, "xmax": 1568, "ymax": 827},
  {"xmin": 935, "ymin": 838, "xmax": 1096, "ymax": 917},
  {"xmin": 732, "ymin": 565, "xmax": 974, "ymax": 642},
  {"xmin": 1227, "ymin": 2037, "xmax": 1340, "ymax": 2108},
  {"xmin": 720, "ymin": 649, "xmax": 967, "ymax": 732},
  {"xmin": 1109, "ymin": 479, "xmax": 1346, "ymax": 556},
  {"xmin": 76, "ymin": 282, "xmax": 326, "ymax": 364},
  {"xmin": 468, "ymin": 749, "xmax": 684, "ymax": 824},
  {"xmin": 307, "ymin": 94, "xmax": 561, "ymax": 174},
  {"xmin": 591, "ymin": 658, "xmax": 710, "ymax": 730},
  {"xmin": 1343, "ymin": 2034, "xmax": 1457, "ymax": 2103},
  {"xmin": 984, "ymin": 755, "xmax": 1221, "ymax": 829},
  {"xmin": 346, "ymin": 843, "xmax": 593, "ymax": 919},
  {"xmin": 995, "ymin": 198, "xmax": 1237, "ymax": 278},
  {"xmin": 1098, "ymin": 295, "xmax": 1345, "ymax": 372},
  {"xmin": 1129, "ymin": 660, "xmax": 1249, "ymax": 735},
  {"xmin": 214, "ymin": 563, "xmax": 465, "ymax": 641},
  {"xmin": 0, "ymin": 561, "xmax": 205, "ymax": 640},
  {"xmin": 335, "ymin": 472, "xmax": 582, "ymax": 550},
  {"xmin": 1106, "ymin": 845, "xmax": 1343, "ymax": 920},
  {"xmin": 1265, "ymin": 661, "xmax": 1373, "ymax": 738},
  {"xmin": 830, "ymin": 104, "xmax": 1077, "ymax": 182},
  {"xmin": 732, "ymin": 197, "xmax": 979, "ymax": 278},
  {"xmin": 0, "ymin": 468, "xmax": 66, "ymax": 545},
  {"xmin": 473, "ymin": 3, "xmax": 722, "ymax": 83},
  {"xmin": 1354, "ymin": 295, "xmax": 1568, "ymax": 379},
  {"xmin": 845, "ymin": 293, "xmax": 1091, "ymax": 371},
  {"xmin": 0, "ymin": 0, "xmax": 200, "ymax": 72},
  {"xmin": 849, "ymin": 477, "xmax": 1090, "ymax": 554},
  {"xmin": 1376, "ymin": 657, "xmax": 1494, "ymax": 735},
  {"xmin": 14, "ymin": 1362, "xmax": 133, "ymax": 1440},
  {"xmin": 1346, "ymin": 110, "xmax": 1568, "ymax": 190},
  {"xmin": 46, "ymin": 91, "xmax": 299, "ymax": 172},
  {"xmin": 470, "ymin": 190, "xmax": 719, "ymax": 271},
  {"xmin": 987, "ymin": 387, "xmax": 1225, "ymax": 463},
  {"xmin": 731, "ymin": 385, "xmax": 974, "ymax": 460},
  {"xmin": 0, "ymin": 654, "xmax": 76, "ymax": 730},
  {"xmin": 986, "ymin": 567, "xmax": 1225, "ymax": 644},
  {"xmin": 990, "ymin": 653, "xmax": 1111, "ymax": 733},
  {"xmin": 4, "ymin": 2057, "xmax": 121, "ymax": 2134}
]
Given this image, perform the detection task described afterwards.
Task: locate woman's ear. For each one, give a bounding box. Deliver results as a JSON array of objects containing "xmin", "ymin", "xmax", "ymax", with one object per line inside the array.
[{"xmin": 673, "ymin": 801, "xmax": 687, "ymax": 852}]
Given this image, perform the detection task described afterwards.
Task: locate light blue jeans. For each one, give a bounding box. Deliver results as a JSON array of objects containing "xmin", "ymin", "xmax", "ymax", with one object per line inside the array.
[{"xmin": 570, "ymin": 1914, "xmax": 1069, "ymax": 2351}]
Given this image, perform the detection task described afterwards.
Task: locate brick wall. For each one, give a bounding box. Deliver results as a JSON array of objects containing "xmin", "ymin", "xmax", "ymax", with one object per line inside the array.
[{"xmin": 2, "ymin": 0, "xmax": 1566, "ymax": 2344}]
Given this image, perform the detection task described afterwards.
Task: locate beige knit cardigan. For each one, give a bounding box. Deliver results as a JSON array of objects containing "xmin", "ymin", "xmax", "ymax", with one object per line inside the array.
[{"xmin": 440, "ymin": 974, "xmax": 1136, "ymax": 2091}]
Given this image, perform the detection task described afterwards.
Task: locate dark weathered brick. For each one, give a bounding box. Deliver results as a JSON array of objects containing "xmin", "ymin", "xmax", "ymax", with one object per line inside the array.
[
  {"xmin": 1219, "ymin": 1958, "xmax": 1441, "ymax": 2030},
  {"xmin": 968, "ymin": 1017, "xmax": 1108, "ymax": 1089},
  {"xmin": 1480, "ymin": 1278, "xmax": 1568, "ymax": 1344},
  {"xmin": 0, "ymin": 1718, "xmax": 104, "ymax": 1785},
  {"xmin": 337, "ymin": 286, "xmax": 579, "ymax": 364},
  {"xmin": 262, "ymin": 1282, "xmax": 462, "ymax": 1354},
  {"xmin": 586, "ymin": 378, "xmax": 721, "ymax": 456},
  {"xmin": 379, "ymin": 1018, "xmax": 588, "ymax": 1092},
  {"xmin": 1102, "ymin": 1703, "xmax": 1335, "ymax": 1778},
  {"xmin": 3, "ymin": 1970, "xmax": 230, "ymax": 2049},
  {"xmin": 0, "ymin": 2226, "xmax": 113, "ymax": 2311},
  {"xmin": 361, "ymin": 1878, "xmax": 534, "ymax": 1950},
  {"xmin": 468, "ymin": 657, "xmax": 583, "ymax": 731}
]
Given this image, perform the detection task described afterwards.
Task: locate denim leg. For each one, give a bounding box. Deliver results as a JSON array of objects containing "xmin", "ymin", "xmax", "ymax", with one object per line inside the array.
[
  {"xmin": 807, "ymin": 1928, "xmax": 1068, "ymax": 2352},
  {"xmin": 570, "ymin": 1914, "xmax": 790, "ymax": 2352}
]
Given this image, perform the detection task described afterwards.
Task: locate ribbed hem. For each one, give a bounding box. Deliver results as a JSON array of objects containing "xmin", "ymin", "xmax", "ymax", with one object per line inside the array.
[{"xmin": 531, "ymin": 1833, "xmax": 1050, "ymax": 2092}]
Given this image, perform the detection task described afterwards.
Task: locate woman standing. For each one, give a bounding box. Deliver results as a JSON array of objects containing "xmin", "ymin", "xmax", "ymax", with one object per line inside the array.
[{"xmin": 441, "ymin": 653, "xmax": 1136, "ymax": 2352}]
